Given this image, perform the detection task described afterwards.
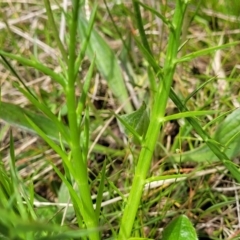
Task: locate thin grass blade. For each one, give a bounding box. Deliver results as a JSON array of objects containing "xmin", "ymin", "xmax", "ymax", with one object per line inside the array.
[
  {"xmin": 0, "ymin": 51, "xmax": 65, "ymax": 86},
  {"xmin": 169, "ymin": 108, "xmax": 240, "ymax": 163},
  {"xmin": 13, "ymin": 83, "xmax": 70, "ymax": 143},
  {"xmin": 24, "ymin": 114, "xmax": 69, "ymax": 165},
  {"xmin": 77, "ymin": 16, "xmax": 132, "ymax": 113},
  {"xmin": 162, "ymin": 110, "xmax": 218, "ymax": 122},
  {"xmin": 95, "ymin": 160, "xmax": 106, "ymax": 222},
  {"xmin": 176, "ymin": 41, "xmax": 240, "ymax": 63}
]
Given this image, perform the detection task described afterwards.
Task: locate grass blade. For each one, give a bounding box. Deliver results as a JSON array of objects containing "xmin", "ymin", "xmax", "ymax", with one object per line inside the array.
[
  {"xmin": 176, "ymin": 41, "xmax": 240, "ymax": 63},
  {"xmin": 95, "ymin": 160, "xmax": 107, "ymax": 222},
  {"xmin": 24, "ymin": 114, "xmax": 69, "ymax": 164},
  {"xmin": 43, "ymin": 0, "xmax": 67, "ymax": 62},
  {"xmin": 136, "ymin": 0, "xmax": 173, "ymax": 28},
  {"xmin": 77, "ymin": 16, "xmax": 132, "ymax": 113},
  {"xmin": 169, "ymin": 108, "xmax": 240, "ymax": 163},
  {"xmin": 0, "ymin": 50, "xmax": 65, "ymax": 86},
  {"xmin": 161, "ymin": 110, "xmax": 218, "ymax": 122}
]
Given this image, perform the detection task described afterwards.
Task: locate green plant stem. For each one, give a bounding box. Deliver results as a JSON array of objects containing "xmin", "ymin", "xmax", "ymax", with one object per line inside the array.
[
  {"xmin": 133, "ymin": 23, "xmax": 240, "ymax": 182},
  {"xmin": 66, "ymin": 1, "xmax": 99, "ymax": 239},
  {"xmin": 118, "ymin": 1, "xmax": 188, "ymax": 239}
]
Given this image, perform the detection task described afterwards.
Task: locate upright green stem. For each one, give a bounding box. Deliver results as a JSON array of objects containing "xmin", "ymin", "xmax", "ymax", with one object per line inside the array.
[
  {"xmin": 66, "ymin": 1, "xmax": 99, "ymax": 239},
  {"xmin": 118, "ymin": 1, "xmax": 189, "ymax": 238}
]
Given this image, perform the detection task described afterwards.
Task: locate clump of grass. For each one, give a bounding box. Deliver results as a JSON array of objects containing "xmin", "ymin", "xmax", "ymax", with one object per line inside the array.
[{"xmin": 0, "ymin": 0, "xmax": 240, "ymax": 239}]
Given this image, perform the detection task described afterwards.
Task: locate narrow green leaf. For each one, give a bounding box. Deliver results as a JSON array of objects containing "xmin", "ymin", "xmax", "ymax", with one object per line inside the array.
[
  {"xmin": 74, "ymin": 4, "xmax": 97, "ymax": 77},
  {"xmin": 147, "ymin": 66, "xmax": 158, "ymax": 98},
  {"xmin": 43, "ymin": 0, "xmax": 67, "ymax": 62},
  {"xmin": 77, "ymin": 16, "xmax": 133, "ymax": 113},
  {"xmin": 9, "ymin": 130, "xmax": 28, "ymax": 220},
  {"xmin": 203, "ymin": 109, "xmax": 233, "ymax": 130},
  {"xmin": 133, "ymin": 37, "xmax": 162, "ymax": 77},
  {"xmin": 128, "ymin": 238, "xmax": 154, "ymax": 240},
  {"xmin": 161, "ymin": 110, "xmax": 218, "ymax": 122},
  {"xmin": 199, "ymin": 200, "xmax": 235, "ymax": 218},
  {"xmin": 14, "ymin": 83, "xmax": 70, "ymax": 143},
  {"xmin": 136, "ymin": 1, "xmax": 173, "ymax": 29},
  {"xmin": 0, "ymin": 50, "xmax": 66, "ymax": 86},
  {"xmin": 170, "ymin": 90, "xmax": 240, "ymax": 183},
  {"xmin": 83, "ymin": 108, "xmax": 90, "ymax": 163},
  {"xmin": 162, "ymin": 215, "xmax": 198, "ymax": 240},
  {"xmin": 184, "ymin": 76, "xmax": 217, "ymax": 104},
  {"xmin": 1, "ymin": 55, "xmax": 36, "ymax": 100},
  {"xmin": 169, "ymin": 108, "xmax": 240, "ymax": 162},
  {"xmin": 0, "ymin": 161, "xmax": 12, "ymax": 200},
  {"xmin": 37, "ymin": 228, "xmax": 95, "ymax": 240},
  {"xmin": 50, "ymin": 161, "xmax": 84, "ymax": 225},
  {"xmin": 77, "ymin": 55, "xmax": 96, "ymax": 121},
  {"xmin": 24, "ymin": 114, "xmax": 69, "ymax": 165},
  {"xmin": 145, "ymin": 173, "xmax": 188, "ymax": 185},
  {"xmin": 176, "ymin": 41, "xmax": 240, "ymax": 63},
  {"xmin": 95, "ymin": 160, "xmax": 106, "ymax": 222},
  {"xmin": 132, "ymin": 0, "xmax": 152, "ymax": 55}
]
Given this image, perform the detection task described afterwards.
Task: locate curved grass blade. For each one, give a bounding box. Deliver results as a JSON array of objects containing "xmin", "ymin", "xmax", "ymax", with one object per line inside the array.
[
  {"xmin": 77, "ymin": 55, "xmax": 96, "ymax": 123},
  {"xmin": 0, "ymin": 50, "xmax": 65, "ymax": 86},
  {"xmin": 169, "ymin": 107, "xmax": 240, "ymax": 162},
  {"xmin": 13, "ymin": 83, "xmax": 70, "ymax": 143},
  {"xmin": 95, "ymin": 160, "xmax": 106, "ymax": 222},
  {"xmin": 74, "ymin": 4, "xmax": 97, "ymax": 77},
  {"xmin": 136, "ymin": 1, "xmax": 173, "ymax": 29},
  {"xmin": 161, "ymin": 110, "xmax": 218, "ymax": 122},
  {"xmin": 24, "ymin": 114, "xmax": 69, "ymax": 164},
  {"xmin": 184, "ymin": 76, "xmax": 217, "ymax": 104},
  {"xmin": 176, "ymin": 41, "xmax": 240, "ymax": 63},
  {"xmin": 43, "ymin": 0, "xmax": 67, "ymax": 62},
  {"xmin": 0, "ymin": 55, "xmax": 36, "ymax": 100}
]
